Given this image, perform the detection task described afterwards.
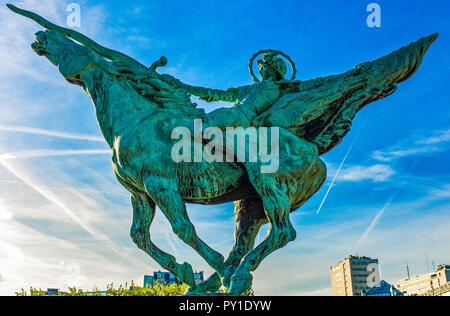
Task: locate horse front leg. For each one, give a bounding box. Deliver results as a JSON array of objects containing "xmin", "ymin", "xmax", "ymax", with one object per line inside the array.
[
  {"xmin": 130, "ymin": 193, "xmax": 196, "ymax": 287},
  {"xmin": 144, "ymin": 177, "xmax": 225, "ymax": 279}
]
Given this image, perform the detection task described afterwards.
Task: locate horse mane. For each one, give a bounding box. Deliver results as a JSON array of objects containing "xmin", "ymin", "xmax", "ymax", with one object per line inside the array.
[{"xmin": 110, "ymin": 61, "xmax": 205, "ymax": 117}]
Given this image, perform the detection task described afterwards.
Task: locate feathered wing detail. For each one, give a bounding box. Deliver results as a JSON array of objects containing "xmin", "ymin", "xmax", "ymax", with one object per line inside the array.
[
  {"xmin": 110, "ymin": 61, "xmax": 205, "ymax": 117},
  {"xmin": 253, "ymin": 33, "xmax": 438, "ymax": 155}
]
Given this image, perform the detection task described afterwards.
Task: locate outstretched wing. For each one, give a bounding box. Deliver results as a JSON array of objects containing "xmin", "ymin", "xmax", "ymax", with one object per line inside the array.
[{"xmin": 253, "ymin": 33, "xmax": 438, "ymax": 155}]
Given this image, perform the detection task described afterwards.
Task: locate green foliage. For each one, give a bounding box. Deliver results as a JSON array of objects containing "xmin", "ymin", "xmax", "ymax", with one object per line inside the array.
[
  {"xmin": 15, "ymin": 283, "xmax": 255, "ymax": 296},
  {"xmin": 15, "ymin": 282, "xmax": 188, "ymax": 296},
  {"xmin": 219, "ymin": 287, "xmax": 255, "ymax": 296},
  {"xmin": 242, "ymin": 287, "xmax": 255, "ymax": 296},
  {"xmin": 16, "ymin": 288, "xmax": 46, "ymax": 296}
]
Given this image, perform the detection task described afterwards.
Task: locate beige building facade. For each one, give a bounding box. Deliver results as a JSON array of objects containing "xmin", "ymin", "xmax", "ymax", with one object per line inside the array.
[
  {"xmin": 331, "ymin": 255, "xmax": 380, "ymax": 296},
  {"xmin": 396, "ymin": 265, "xmax": 450, "ymax": 296}
]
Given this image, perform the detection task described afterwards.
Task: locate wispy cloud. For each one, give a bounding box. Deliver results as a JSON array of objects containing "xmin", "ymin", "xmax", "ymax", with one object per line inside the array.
[
  {"xmin": 416, "ymin": 129, "xmax": 450, "ymax": 145},
  {"xmin": 372, "ymin": 147, "xmax": 440, "ymax": 162},
  {"xmin": 338, "ymin": 164, "xmax": 395, "ymax": 182},
  {"xmin": 0, "ymin": 199, "xmax": 13, "ymax": 220},
  {"xmin": 372, "ymin": 129, "xmax": 450, "ymax": 162}
]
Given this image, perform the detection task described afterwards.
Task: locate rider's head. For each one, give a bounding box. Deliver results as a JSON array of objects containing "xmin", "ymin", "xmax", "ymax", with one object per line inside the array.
[{"xmin": 257, "ymin": 53, "xmax": 287, "ymax": 81}]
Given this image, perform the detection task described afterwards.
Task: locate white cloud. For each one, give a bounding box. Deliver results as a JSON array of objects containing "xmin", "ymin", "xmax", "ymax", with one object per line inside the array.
[
  {"xmin": 372, "ymin": 147, "xmax": 440, "ymax": 162},
  {"xmin": 0, "ymin": 199, "xmax": 13, "ymax": 220},
  {"xmin": 0, "ymin": 240, "xmax": 26, "ymax": 288},
  {"xmin": 416, "ymin": 129, "xmax": 450, "ymax": 145},
  {"xmin": 338, "ymin": 164, "xmax": 394, "ymax": 182},
  {"xmin": 428, "ymin": 184, "xmax": 450, "ymax": 199}
]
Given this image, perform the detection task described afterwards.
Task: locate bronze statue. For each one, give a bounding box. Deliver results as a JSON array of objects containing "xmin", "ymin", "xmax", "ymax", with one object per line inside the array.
[{"xmin": 7, "ymin": 4, "xmax": 438, "ymax": 295}]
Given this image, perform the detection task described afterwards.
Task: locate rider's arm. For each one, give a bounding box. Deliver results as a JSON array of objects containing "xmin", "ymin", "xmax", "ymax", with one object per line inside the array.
[
  {"xmin": 160, "ymin": 74, "xmax": 238, "ymax": 103},
  {"xmin": 187, "ymin": 86, "xmax": 238, "ymax": 103}
]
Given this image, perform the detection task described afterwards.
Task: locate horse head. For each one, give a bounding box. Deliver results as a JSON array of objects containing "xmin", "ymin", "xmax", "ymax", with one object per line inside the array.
[{"xmin": 32, "ymin": 30, "xmax": 106, "ymax": 87}]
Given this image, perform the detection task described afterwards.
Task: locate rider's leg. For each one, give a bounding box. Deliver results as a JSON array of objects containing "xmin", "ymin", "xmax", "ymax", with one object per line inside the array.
[
  {"xmin": 129, "ymin": 193, "xmax": 196, "ymax": 287},
  {"xmin": 222, "ymin": 198, "xmax": 267, "ymax": 289},
  {"xmin": 144, "ymin": 176, "xmax": 225, "ymax": 277},
  {"xmin": 230, "ymin": 176, "xmax": 296, "ymax": 295},
  {"xmin": 205, "ymin": 106, "xmax": 252, "ymax": 130}
]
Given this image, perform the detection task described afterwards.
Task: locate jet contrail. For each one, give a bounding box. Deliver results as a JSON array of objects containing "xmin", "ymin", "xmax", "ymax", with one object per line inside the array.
[
  {"xmin": 0, "ymin": 158, "xmax": 147, "ymax": 268},
  {"xmin": 315, "ymin": 142, "xmax": 355, "ymax": 215},
  {"xmin": 316, "ymin": 132, "xmax": 362, "ymax": 215},
  {"xmin": 0, "ymin": 159, "xmax": 116, "ymax": 247},
  {"xmin": 353, "ymin": 158, "xmax": 419, "ymax": 252},
  {"xmin": 0, "ymin": 125, "xmax": 104, "ymax": 142},
  {"xmin": 0, "ymin": 149, "xmax": 185, "ymax": 268},
  {"xmin": 0, "ymin": 149, "xmax": 110, "ymax": 161},
  {"xmin": 315, "ymin": 113, "xmax": 368, "ymax": 215},
  {"xmin": 354, "ymin": 193, "xmax": 397, "ymax": 251}
]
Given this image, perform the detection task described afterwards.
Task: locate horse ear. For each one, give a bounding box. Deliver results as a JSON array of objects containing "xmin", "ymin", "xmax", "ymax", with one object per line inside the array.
[{"xmin": 149, "ymin": 56, "xmax": 168, "ymax": 72}]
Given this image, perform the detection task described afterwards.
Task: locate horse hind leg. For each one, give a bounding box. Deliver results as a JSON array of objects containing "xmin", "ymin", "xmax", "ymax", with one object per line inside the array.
[
  {"xmin": 187, "ymin": 197, "xmax": 267, "ymax": 294},
  {"xmin": 130, "ymin": 193, "xmax": 196, "ymax": 287}
]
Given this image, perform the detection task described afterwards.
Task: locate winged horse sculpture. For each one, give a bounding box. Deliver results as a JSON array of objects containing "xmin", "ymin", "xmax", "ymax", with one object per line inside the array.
[{"xmin": 7, "ymin": 4, "xmax": 437, "ymax": 295}]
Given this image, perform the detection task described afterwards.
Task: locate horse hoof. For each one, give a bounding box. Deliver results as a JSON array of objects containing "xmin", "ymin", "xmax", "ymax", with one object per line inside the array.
[
  {"xmin": 229, "ymin": 271, "xmax": 253, "ymax": 295},
  {"xmin": 222, "ymin": 265, "xmax": 236, "ymax": 289},
  {"xmin": 187, "ymin": 272, "xmax": 222, "ymax": 295},
  {"xmin": 179, "ymin": 262, "xmax": 196, "ymax": 287}
]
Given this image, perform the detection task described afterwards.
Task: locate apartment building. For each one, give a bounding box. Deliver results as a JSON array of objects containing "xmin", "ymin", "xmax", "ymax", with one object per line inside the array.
[{"xmin": 331, "ymin": 255, "xmax": 380, "ymax": 296}]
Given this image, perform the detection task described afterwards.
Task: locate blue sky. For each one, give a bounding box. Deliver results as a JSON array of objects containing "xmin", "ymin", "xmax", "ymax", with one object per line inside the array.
[{"xmin": 0, "ymin": 0, "xmax": 449, "ymax": 295}]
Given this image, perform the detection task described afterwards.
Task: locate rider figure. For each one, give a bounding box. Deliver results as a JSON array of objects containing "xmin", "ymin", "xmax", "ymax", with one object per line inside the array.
[{"xmin": 166, "ymin": 52, "xmax": 288, "ymax": 130}]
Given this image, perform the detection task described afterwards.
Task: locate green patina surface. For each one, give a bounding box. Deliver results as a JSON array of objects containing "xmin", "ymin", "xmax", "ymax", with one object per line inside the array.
[{"xmin": 7, "ymin": 4, "xmax": 437, "ymax": 295}]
